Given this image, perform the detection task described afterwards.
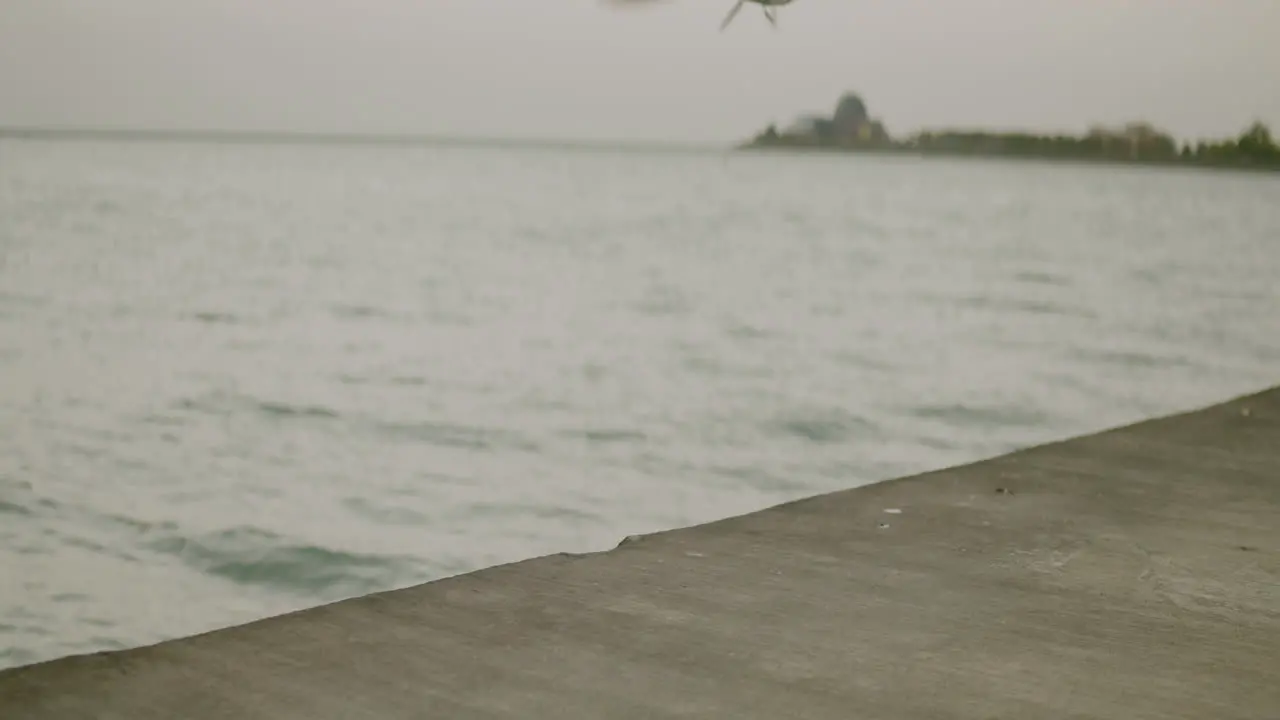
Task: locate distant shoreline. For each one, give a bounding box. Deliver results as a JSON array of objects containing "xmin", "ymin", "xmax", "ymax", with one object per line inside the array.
[
  {"xmin": 738, "ymin": 138, "xmax": 1280, "ymax": 175},
  {"xmin": 742, "ymin": 92, "xmax": 1280, "ymax": 175},
  {"xmin": 5, "ymin": 123, "xmax": 1277, "ymax": 176}
]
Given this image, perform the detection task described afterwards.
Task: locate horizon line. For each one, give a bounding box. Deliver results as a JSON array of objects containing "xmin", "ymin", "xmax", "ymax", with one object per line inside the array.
[{"xmin": 0, "ymin": 125, "xmax": 728, "ymax": 153}]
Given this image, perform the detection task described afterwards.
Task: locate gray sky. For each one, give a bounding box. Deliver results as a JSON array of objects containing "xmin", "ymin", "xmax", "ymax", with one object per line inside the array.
[{"xmin": 2, "ymin": 0, "xmax": 1277, "ymax": 144}]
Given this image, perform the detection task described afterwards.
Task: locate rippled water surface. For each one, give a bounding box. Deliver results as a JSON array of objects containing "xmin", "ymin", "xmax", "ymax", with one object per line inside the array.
[{"xmin": 1, "ymin": 138, "xmax": 1277, "ymax": 669}]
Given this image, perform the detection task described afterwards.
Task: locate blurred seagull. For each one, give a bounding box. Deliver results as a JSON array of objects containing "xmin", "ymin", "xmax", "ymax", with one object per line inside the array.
[{"xmin": 603, "ymin": 0, "xmax": 796, "ymax": 31}]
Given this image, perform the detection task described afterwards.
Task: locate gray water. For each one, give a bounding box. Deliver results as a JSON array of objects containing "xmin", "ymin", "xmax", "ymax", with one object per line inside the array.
[{"xmin": 1, "ymin": 138, "xmax": 1277, "ymax": 670}]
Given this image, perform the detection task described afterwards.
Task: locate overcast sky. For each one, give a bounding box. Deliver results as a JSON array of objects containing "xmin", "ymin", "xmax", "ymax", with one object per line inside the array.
[{"xmin": 1, "ymin": 0, "xmax": 1277, "ymax": 144}]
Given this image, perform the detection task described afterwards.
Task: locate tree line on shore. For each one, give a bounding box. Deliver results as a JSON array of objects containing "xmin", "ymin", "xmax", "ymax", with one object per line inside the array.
[{"xmin": 748, "ymin": 93, "xmax": 1280, "ymax": 170}]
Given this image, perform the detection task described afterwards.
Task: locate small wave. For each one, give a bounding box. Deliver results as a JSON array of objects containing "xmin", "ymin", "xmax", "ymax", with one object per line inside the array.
[
  {"xmin": 171, "ymin": 393, "xmax": 341, "ymax": 422},
  {"xmin": 188, "ymin": 311, "xmax": 239, "ymax": 325},
  {"xmin": 332, "ymin": 304, "xmax": 397, "ymax": 320},
  {"xmin": 91, "ymin": 198, "xmax": 121, "ymax": 216},
  {"xmin": 339, "ymin": 374, "xmax": 428, "ymax": 387},
  {"xmin": 829, "ymin": 350, "xmax": 894, "ymax": 372},
  {"xmin": 61, "ymin": 534, "xmax": 140, "ymax": 562},
  {"xmin": 912, "ymin": 433, "xmax": 962, "ymax": 451},
  {"xmin": 140, "ymin": 412, "xmax": 188, "ymax": 427},
  {"xmin": 570, "ymin": 428, "xmax": 648, "ymax": 444},
  {"xmin": 103, "ymin": 513, "xmax": 180, "ymax": 535},
  {"xmin": 83, "ymin": 636, "xmax": 129, "ymax": 652},
  {"xmin": 390, "ymin": 376, "xmax": 427, "ymax": 386},
  {"xmin": 171, "ymin": 393, "xmax": 240, "ymax": 418},
  {"xmin": 0, "ymin": 485, "xmax": 62, "ymax": 519},
  {"xmin": 681, "ymin": 354, "xmax": 724, "ymax": 376},
  {"xmin": 0, "ymin": 499, "xmax": 32, "ymax": 517},
  {"xmin": 0, "ymin": 291, "xmax": 47, "ymax": 309},
  {"xmin": 958, "ymin": 294, "xmax": 1096, "ymax": 319},
  {"xmin": 635, "ymin": 284, "xmax": 692, "ymax": 317},
  {"xmin": 725, "ymin": 323, "xmax": 775, "ymax": 341},
  {"xmin": 771, "ymin": 409, "xmax": 880, "ymax": 445},
  {"xmin": 145, "ymin": 525, "xmax": 421, "ymax": 598},
  {"xmin": 257, "ymin": 401, "xmax": 341, "ymax": 420},
  {"xmin": 907, "ymin": 402, "xmax": 1051, "ymax": 430},
  {"xmin": 63, "ymin": 442, "xmax": 108, "ymax": 460},
  {"xmin": 460, "ymin": 500, "xmax": 601, "ymax": 525},
  {"xmin": 341, "ymin": 496, "xmax": 432, "ymax": 526},
  {"xmin": 1131, "ymin": 264, "xmax": 1183, "ymax": 286},
  {"xmin": 376, "ymin": 419, "xmax": 539, "ymax": 452},
  {"xmin": 1069, "ymin": 346, "xmax": 1191, "ymax": 370},
  {"xmin": 0, "ymin": 647, "xmax": 39, "ymax": 668},
  {"xmin": 706, "ymin": 464, "xmax": 813, "ymax": 494},
  {"xmin": 1013, "ymin": 270, "xmax": 1072, "ymax": 287}
]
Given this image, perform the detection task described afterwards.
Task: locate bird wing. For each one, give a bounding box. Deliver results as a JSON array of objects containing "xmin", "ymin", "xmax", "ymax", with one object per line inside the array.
[{"xmin": 719, "ymin": 0, "xmax": 748, "ymax": 30}]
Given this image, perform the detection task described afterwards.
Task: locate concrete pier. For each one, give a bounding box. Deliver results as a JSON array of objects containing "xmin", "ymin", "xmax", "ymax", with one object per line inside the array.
[{"xmin": 3, "ymin": 387, "xmax": 1278, "ymax": 719}]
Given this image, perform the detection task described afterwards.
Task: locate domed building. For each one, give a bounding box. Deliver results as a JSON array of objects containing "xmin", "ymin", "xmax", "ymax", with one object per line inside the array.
[
  {"xmin": 830, "ymin": 93, "xmax": 889, "ymax": 145},
  {"xmin": 832, "ymin": 94, "xmax": 869, "ymax": 134},
  {"xmin": 748, "ymin": 91, "xmax": 893, "ymax": 148}
]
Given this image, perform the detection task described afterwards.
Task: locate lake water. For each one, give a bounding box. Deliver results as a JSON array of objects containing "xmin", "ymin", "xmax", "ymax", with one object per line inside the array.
[{"xmin": 1, "ymin": 138, "xmax": 1277, "ymax": 670}]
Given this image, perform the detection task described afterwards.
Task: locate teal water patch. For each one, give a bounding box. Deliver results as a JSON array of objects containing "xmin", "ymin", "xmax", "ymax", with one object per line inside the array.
[
  {"xmin": 145, "ymin": 525, "xmax": 423, "ymax": 599},
  {"xmin": 0, "ymin": 647, "xmax": 38, "ymax": 667},
  {"xmin": 0, "ymin": 499, "xmax": 33, "ymax": 517}
]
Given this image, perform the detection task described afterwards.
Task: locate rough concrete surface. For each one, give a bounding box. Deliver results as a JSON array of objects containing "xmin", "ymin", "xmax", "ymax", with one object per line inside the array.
[{"xmin": 3, "ymin": 387, "xmax": 1278, "ymax": 719}]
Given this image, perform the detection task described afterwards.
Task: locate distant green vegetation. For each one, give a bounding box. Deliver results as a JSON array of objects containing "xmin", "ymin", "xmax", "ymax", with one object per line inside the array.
[{"xmin": 744, "ymin": 93, "xmax": 1280, "ymax": 172}]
